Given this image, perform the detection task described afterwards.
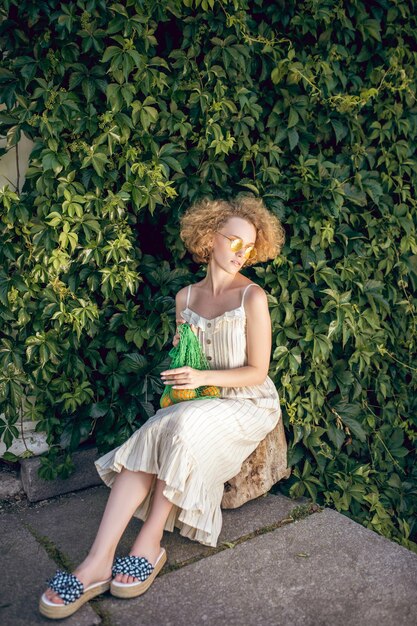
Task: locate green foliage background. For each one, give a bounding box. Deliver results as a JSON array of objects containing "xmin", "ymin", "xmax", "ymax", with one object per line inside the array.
[{"xmin": 1, "ymin": 0, "xmax": 416, "ymax": 550}]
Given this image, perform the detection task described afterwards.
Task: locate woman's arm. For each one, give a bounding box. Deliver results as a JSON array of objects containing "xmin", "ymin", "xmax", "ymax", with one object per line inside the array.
[
  {"xmin": 162, "ymin": 285, "xmax": 272, "ymax": 389},
  {"xmin": 171, "ymin": 286, "xmax": 188, "ymax": 347}
]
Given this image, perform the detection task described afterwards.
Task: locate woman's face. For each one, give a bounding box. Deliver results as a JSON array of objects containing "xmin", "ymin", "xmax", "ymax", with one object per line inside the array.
[{"xmin": 210, "ymin": 217, "xmax": 257, "ymax": 273}]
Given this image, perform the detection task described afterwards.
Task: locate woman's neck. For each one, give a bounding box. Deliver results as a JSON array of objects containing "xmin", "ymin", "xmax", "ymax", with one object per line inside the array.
[{"xmin": 199, "ymin": 263, "xmax": 243, "ymax": 297}]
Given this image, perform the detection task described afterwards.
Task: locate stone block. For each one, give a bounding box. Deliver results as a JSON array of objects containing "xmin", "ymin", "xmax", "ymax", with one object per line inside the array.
[
  {"xmin": 20, "ymin": 447, "xmax": 102, "ymax": 502},
  {"xmin": 222, "ymin": 414, "xmax": 291, "ymax": 508}
]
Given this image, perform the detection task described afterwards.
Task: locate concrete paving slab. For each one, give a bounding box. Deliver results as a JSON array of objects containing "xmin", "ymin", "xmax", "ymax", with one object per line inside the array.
[
  {"xmin": 19, "ymin": 485, "xmax": 302, "ymax": 567},
  {"xmin": 0, "ymin": 513, "xmax": 100, "ymax": 626},
  {"xmin": 18, "ymin": 486, "xmax": 110, "ymax": 570},
  {"xmin": 100, "ymin": 508, "xmax": 417, "ymax": 626},
  {"xmin": 164, "ymin": 491, "xmax": 302, "ymax": 564}
]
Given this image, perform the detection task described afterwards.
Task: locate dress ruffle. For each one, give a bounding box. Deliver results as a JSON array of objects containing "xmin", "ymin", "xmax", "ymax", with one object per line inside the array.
[{"xmin": 95, "ymin": 418, "xmax": 223, "ymax": 547}]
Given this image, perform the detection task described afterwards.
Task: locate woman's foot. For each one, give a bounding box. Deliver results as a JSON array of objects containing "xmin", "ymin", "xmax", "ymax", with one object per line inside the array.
[
  {"xmin": 110, "ymin": 547, "xmax": 167, "ymax": 598},
  {"xmin": 44, "ymin": 554, "xmax": 113, "ymax": 605},
  {"xmin": 113, "ymin": 543, "xmax": 162, "ymax": 584}
]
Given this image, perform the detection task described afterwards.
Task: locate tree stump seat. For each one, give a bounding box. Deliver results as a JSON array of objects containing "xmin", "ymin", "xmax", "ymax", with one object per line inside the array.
[{"xmin": 221, "ymin": 414, "xmax": 291, "ymax": 509}]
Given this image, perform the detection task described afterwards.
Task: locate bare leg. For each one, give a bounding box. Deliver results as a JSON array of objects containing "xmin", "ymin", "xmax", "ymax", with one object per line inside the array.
[
  {"xmin": 45, "ymin": 468, "xmax": 154, "ymax": 604},
  {"xmin": 114, "ymin": 477, "xmax": 174, "ymax": 584}
]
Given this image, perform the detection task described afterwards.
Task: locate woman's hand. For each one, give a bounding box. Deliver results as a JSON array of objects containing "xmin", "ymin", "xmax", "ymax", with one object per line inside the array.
[
  {"xmin": 160, "ymin": 366, "xmax": 207, "ymax": 389},
  {"xmin": 172, "ymin": 331, "xmax": 180, "ymax": 347},
  {"xmin": 172, "ymin": 320, "xmax": 197, "ymax": 347}
]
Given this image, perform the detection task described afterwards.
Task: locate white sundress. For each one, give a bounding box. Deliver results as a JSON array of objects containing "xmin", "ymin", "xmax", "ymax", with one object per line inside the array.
[{"xmin": 95, "ymin": 282, "xmax": 282, "ymax": 547}]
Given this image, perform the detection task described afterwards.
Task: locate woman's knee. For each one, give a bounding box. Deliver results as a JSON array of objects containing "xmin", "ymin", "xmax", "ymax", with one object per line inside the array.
[{"xmin": 118, "ymin": 467, "xmax": 155, "ymax": 487}]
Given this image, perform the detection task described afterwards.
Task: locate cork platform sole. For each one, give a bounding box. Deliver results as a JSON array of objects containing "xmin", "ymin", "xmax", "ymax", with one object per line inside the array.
[{"xmin": 39, "ymin": 578, "xmax": 111, "ymax": 620}]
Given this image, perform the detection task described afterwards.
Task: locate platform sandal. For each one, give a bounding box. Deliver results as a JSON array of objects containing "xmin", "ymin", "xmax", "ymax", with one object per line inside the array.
[
  {"xmin": 110, "ymin": 548, "xmax": 167, "ymax": 598},
  {"xmin": 39, "ymin": 570, "xmax": 111, "ymax": 619}
]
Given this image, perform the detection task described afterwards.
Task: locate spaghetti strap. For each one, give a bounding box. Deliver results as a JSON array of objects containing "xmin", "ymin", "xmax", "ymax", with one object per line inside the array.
[
  {"xmin": 241, "ymin": 283, "xmax": 259, "ymax": 306},
  {"xmin": 186, "ymin": 284, "xmax": 192, "ymax": 308}
]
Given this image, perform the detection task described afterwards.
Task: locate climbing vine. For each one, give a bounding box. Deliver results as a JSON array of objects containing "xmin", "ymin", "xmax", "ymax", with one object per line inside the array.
[{"xmin": 0, "ymin": 0, "xmax": 416, "ymax": 551}]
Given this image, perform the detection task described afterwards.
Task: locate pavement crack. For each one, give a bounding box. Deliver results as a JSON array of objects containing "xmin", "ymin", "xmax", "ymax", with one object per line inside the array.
[
  {"xmin": 22, "ymin": 521, "xmax": 74, "ymax": 571},
  {"xmin": 22, "ymin": 522, "xmax": 114, "ymax": 626},
  {"xmin": 89, "ymin": 599, "xmax": 116, "ymax": 626},
  {"xmin": 161, "ymin": 501, "xmax": 322, "ymax": 576}
]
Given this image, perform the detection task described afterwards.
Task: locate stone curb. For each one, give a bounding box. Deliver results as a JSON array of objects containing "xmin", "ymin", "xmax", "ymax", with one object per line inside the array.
[{"xmin": 20, "ymin": 447, "xmax": 102, "ymax": 502}]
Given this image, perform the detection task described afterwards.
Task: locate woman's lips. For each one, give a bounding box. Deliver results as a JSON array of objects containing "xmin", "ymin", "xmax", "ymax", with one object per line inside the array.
[{"xmin": 231, "ymin": 260, "xmax": 241, "ymax": 267}]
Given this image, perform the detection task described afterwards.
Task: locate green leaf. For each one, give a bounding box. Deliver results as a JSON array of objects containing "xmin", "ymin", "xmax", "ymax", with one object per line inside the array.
[
  {"xmin": 0, "ymin": 274, "xmax": 11, "ymax": 306},
  {"xmin": 288, "ymin": 108, "xmax": 299, "ymax": 129},
  {"xmin": 288, "ymin": 128, "xmax": 299, "ymax": 151},
  {"xmin": 89, "ymin": 402, "xmax": 109, "ymax": 418},
  {"xmin": 330, "ymin": 119, "xmax": 348, "ymax": 144},
  {"xmin": 6, "ymin": 125, "xmax": 21, "ymax": 148},
  {"xmin": 121, "ymin": 353, "xmax": 148, "ymax": 372},
  {"xmin": 341, "ymin": 416, "xmax": 367, "ymax": 442},
  {"xmin": 102, "ymin": 46, "xmax": 121, "ymax": 63}
]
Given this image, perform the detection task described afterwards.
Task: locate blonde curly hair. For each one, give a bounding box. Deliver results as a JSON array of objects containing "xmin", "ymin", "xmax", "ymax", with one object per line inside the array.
[{"xmin": 179, "ymin": 196, "xmax": 285, "ymax": 266}]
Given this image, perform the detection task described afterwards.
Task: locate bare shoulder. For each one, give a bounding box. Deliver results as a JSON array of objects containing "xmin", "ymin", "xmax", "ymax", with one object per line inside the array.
[
  {"xmin": 244, "ymin": 283, "xmax": 268, "ymax": 304},
  {"xmin": 175, "ymin": 285, "xmax": 189, "ymax": 310},
  {"xmin": 243, "ymin": 283, "xmax": 269, "ymax": 315}
]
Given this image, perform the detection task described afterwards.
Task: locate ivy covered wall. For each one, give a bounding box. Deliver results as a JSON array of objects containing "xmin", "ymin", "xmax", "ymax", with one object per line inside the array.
[{"xmin": 0, "ymin": 0, "xmax": 416, "ymax": 550}]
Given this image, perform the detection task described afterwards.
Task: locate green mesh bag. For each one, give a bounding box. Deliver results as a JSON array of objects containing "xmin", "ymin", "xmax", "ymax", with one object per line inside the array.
[{"xmin": 160, "ymin": 322, "xmax": 221, "ymax": 408}]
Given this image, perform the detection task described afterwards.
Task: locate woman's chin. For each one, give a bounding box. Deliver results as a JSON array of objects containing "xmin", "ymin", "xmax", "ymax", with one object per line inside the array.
[{"xmin": 209, "ymin": 258, "xmax": 242, "ymax": 273}]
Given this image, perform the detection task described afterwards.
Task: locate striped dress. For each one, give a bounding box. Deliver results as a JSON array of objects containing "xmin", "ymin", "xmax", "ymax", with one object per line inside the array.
[{"xmin": 95, "ymin": 283, "xmax": 281, "ymax": 547}]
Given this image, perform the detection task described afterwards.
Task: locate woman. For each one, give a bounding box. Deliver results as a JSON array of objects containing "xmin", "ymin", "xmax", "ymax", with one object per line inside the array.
[{"xmin": 39, "ymin": 196, "xmax": 285, "ymax": 619}]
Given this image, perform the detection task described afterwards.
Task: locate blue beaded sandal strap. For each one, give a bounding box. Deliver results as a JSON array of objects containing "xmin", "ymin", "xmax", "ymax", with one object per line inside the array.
[
  {"xmin": 47, "ymin": 570, "xmax": 84, "ymax": 605},
  {"xmin": 112, "ymin": 555, "xmax": 154, "ymax": 582}
]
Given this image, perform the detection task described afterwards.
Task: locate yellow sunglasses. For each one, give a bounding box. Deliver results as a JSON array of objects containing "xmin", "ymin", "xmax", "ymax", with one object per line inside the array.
[{"xmin": 216, "ymin": 231, "xmax": 257, "ymax": 260}]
